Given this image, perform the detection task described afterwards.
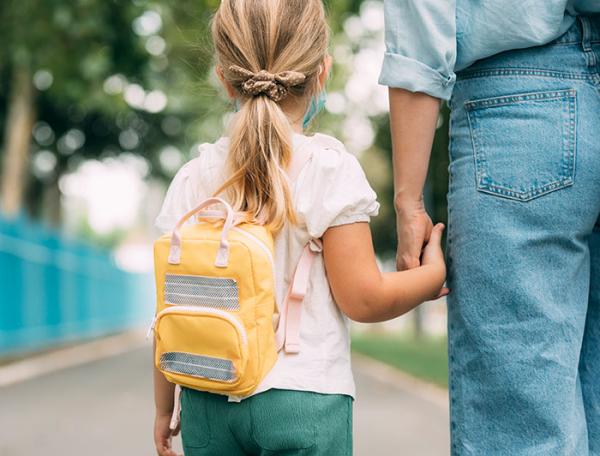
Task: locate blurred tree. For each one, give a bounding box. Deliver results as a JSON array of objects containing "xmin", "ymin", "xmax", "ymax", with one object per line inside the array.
[
  {"xmin": 0, "ymin": 0, "xmax": 451, "ymax": 259},
  {"xmin": 1, "ymin": 0, "xmax": 148, "ymax": 220},
  {"xmin": 0, "ymin": 0, "xmax": 219, "ymax": 225}
]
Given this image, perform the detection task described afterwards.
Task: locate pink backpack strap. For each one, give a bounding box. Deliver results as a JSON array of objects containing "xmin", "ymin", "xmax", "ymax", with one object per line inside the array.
[
  {"xmin": 276, "ymin": 239, "xmax": 323, "ymax": 354},
  {"xmin": 273, "ymin": 139, "xmax": 318, "ymax": 354},
  {"xmin": 169, "ymin": 385, "xmax": 181, "ymax": 431}
]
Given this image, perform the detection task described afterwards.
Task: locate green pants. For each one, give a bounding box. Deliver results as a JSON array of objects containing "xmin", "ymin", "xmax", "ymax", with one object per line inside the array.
[{"xmin": 180, "ymin": 388, "xmax": 353, "ymax": 455}]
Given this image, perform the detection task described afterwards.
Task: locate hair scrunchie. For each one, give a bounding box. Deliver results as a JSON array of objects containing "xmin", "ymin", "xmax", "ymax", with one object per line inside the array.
[{"xmin": 229, "ymin": 65, "xmax": 306, "ymax": 102}]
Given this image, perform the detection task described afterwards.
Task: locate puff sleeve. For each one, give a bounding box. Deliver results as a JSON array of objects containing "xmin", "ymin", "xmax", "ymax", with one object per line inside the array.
[{"xmin": 295, "ymin": 142, "xmax": 380, "ymax": 239}]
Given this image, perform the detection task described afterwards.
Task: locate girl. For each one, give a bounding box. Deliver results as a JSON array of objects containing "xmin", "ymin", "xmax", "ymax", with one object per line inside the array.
[{"xmin": 153, "ymin": 1, "xmax": 447, "ymax": 455}]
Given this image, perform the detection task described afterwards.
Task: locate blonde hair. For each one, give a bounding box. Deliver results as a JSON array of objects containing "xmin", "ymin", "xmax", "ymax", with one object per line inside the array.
[{"xmin": 212, "ymin": 0, "xmax": 329, "ymax": 232}]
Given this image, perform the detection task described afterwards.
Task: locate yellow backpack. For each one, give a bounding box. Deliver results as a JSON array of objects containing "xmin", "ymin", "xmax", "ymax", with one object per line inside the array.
[{"xmin": 152, "ymin": 183, "xmax": 320, "ymax": 398}]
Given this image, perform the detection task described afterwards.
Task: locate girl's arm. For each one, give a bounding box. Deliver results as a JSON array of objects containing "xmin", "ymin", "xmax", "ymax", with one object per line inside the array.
[
  {"xmin": 154, "ymin": 343, "xmax": 181, "ymax": 456},
  {"xmin": 323, "ymin": 221, "xmax": 446, "ymax": 323}
]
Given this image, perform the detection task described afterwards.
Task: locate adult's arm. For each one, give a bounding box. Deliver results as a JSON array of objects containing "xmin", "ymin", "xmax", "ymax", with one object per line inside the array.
[
  {"xmin": 380, "ymin": 0, "xmax": 457, "ymax": 270},
  {"xmin": 389, "ymin": 89, "xmax": 441, "ymax": 270}
]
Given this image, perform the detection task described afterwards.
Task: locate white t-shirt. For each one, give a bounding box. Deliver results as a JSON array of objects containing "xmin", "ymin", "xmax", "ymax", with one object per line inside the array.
[{"xmin": 155, "ymin": 132, "xmax": 380, "ymax": 399}]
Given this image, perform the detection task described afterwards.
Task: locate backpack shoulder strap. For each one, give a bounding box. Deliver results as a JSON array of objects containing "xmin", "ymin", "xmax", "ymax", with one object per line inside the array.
[
  {"xmin": 276, "ymin": 239, "xmax": 323, "ymax": 353},
  {"xmin": 274, "ymin": 137, "xmax": 321, "ymax": 354}
]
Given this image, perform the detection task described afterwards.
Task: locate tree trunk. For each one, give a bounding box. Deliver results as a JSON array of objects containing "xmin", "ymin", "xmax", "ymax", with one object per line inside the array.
[
  {"xmin": 41, "ymin": 179, "xmax": 62, "ymax": 227},
  {"xmin": 1, "ymin": 65, "xmax": 35, "ymax": 217}
]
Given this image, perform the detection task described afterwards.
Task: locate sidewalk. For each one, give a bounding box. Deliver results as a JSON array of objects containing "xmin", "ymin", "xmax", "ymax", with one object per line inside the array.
[
  {"xmin": 0, "ymin": 338, "xmax": 449, "ymax": 455},
  {"xmin": 353, "ymin": 356, "xmax": 449, "ymax": 455}
]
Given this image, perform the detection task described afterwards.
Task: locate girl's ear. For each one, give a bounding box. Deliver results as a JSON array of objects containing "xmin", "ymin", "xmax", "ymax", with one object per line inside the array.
[
  {"xmin": 216, "ymin": 65, "xmax": 238, "ymax": 100},
  {"xmin": 318, "ymin": 55, "xmax": 333, "ymax": 89}
]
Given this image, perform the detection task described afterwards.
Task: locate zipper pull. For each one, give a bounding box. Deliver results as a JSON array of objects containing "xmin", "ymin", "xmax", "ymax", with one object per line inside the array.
[{"xmin": 146, "ymin": 315, "xmax": 157, "ymax": 340}]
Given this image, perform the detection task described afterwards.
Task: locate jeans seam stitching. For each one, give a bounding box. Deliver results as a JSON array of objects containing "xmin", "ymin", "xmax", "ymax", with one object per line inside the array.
[
  {"xmin": 552, "ymin": 40, "xmax": 600, "ymax": 45},
  {"xmin": 569, "ymin": 92, "xmax": 577, "ymax": 184},
  {"xmin": 464, "ymin": 89, "xmax": 576, "ymax": 109},
  {"xmin": 458, "ymin": 68, "xmax": 594, "ymax": 82}
]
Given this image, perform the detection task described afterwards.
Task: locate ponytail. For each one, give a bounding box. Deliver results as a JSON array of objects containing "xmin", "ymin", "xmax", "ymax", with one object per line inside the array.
[
  {"xmin": 212, "ymin": 0, "xmax": 329, "ymax": 232},
  {"xmin": 214, "ymin": 96, "xmax": 297, "ymax": 232}
]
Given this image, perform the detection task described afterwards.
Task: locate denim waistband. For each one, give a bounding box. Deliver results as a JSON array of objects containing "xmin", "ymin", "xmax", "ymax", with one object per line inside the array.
[{"xmin": 554, "ymin": 15, "xmax": 600, "ymax": 45}]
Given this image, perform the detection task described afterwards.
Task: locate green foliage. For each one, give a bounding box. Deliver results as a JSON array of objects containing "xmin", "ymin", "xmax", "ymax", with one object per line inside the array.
[
  {"xmin": 352, "ymin": 331, "xmax": 449, "ymax": 387},
  {"xmin": 3, "ymin": 0, "xmax": 147, "ymax": 104},
  {"xmin": 0, "ymin": 0, "xmax": 451, "ymax": 254},
  {"xmin": 429, "ymin": 104, "xmax": 450, "ymax": 228},
  {"xmin": 0, "ymin": 0, "xmax": 223, "ymax": 220},
  {"xmin": 370, "ymin": 114, "xmax": 396, "ymax": 257}
]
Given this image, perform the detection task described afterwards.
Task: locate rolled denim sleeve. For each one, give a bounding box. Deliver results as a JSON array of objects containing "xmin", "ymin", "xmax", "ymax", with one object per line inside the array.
[{"xmin": 379, "ymin": 0, "xmax": 457, "ymax": 100}]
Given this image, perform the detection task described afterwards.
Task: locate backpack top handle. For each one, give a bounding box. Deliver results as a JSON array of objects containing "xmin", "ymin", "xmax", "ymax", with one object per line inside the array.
[{"xmin": 168, "ymin": 197, "xmax": 236, "ymax": 268}]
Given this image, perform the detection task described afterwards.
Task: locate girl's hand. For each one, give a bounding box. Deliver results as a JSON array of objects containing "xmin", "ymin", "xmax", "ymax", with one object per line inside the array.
[
  {"xmin": 154, "ymin": 412, "xmax": 181, "ymax": 456},
  {"xmin": 420, "ymin": 223, "xmax": 449, "ymax": 299}
]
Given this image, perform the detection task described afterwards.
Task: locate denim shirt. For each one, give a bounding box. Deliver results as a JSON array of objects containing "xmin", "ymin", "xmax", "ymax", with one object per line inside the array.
[{"xmin": 379, "ymin": 0, "xmax": 600, "ymax": 100}]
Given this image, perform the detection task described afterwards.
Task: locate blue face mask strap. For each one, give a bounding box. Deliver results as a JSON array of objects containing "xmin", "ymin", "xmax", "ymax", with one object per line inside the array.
[
  {"xmin": 303, "ymin": 90, "xmax": 327, "ymax": 129},
  {"xmin": 303, "ymin": 65, "xmax": 331, "ymax": 129}
]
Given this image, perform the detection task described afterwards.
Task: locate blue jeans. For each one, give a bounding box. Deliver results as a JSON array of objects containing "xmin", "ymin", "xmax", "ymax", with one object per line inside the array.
[{"xmin": 448, "ymin": 16, "xmax": 600, "ymax": 455}]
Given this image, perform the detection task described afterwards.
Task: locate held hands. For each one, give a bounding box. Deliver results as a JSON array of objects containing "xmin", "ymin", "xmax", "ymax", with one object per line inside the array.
[
  {"xmin": 396, "ymin": 202, "xmax": 448, "ymax": 299},
  {"xmin": 395, "ymin": 201, "xmax": 434, "ymax": 271},
  {"xmin": 155, "ymin": 412, "xmax": 181, "ymax": 456}
]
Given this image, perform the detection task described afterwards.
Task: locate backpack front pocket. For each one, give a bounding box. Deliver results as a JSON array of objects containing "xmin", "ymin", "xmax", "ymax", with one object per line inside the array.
[{"xmin": 154, "ymin": 306, "xmax": 248, "ymax": 389}]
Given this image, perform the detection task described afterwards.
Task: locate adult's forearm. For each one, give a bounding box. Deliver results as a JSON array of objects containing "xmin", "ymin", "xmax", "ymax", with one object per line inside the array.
[{"xmin": 388, "ymin": 88, "xmax": 441, "ymax": 209}]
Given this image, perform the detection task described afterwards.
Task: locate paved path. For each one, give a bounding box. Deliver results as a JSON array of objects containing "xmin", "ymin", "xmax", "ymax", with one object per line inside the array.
[{"xmin": 0, "ymin": 342, "xmax": 449, "ymax": 455}]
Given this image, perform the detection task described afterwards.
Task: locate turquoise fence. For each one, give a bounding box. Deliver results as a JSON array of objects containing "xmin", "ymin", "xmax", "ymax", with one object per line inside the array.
[{"xmin": 0, "ymin": 216, "xmax": 154, "ymax": 357}]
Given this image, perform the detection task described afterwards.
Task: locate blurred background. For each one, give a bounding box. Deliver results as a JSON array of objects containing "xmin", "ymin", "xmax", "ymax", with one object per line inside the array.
[{"xmin": 0, "ymin": 0, "xmax": 450, "ymax": 454}]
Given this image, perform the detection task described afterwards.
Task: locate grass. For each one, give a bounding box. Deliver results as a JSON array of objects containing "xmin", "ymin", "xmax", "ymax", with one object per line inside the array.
[{"xmin": 352, "ymin": 332, "xmax": 449, "ymax": 388}]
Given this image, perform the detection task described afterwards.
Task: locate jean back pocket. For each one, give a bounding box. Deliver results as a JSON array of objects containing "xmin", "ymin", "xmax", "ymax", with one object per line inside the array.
[{"xmin": 465, "ymin": 89, "xmax": 576, "ymax": 201}]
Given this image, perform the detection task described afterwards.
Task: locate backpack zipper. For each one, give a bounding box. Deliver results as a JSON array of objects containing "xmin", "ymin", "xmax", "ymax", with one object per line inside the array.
[{"xmin": 149, "ymin": 305, "xmax": 248, "ymax": 345}]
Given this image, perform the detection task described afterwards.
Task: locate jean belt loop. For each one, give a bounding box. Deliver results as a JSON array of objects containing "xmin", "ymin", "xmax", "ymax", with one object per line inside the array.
[{"xmin": 579, "ymin": 16, "xmax": 598, "ymax": 67}]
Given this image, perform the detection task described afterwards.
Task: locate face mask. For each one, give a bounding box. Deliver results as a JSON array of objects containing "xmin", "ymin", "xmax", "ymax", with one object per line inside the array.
[{"xmin": 303, "ymin": 90, "xmax": 327, "ymax": 129}]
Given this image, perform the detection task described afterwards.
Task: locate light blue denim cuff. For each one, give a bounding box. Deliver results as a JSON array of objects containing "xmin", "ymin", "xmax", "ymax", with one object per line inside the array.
[{"xmin": 378, "ymin": 52, "xmax": 456, "ymax": 100}]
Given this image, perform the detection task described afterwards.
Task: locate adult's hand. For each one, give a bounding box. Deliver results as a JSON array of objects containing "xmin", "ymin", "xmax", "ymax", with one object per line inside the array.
[{"xmin": 395, "ymin": 199, "xmax": 433, "ymax": 271}]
